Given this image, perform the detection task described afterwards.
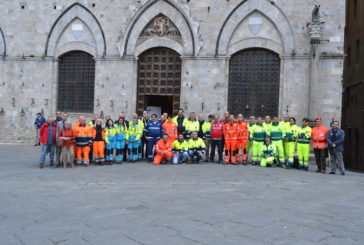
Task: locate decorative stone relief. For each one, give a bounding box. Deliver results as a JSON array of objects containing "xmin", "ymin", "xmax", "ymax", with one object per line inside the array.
[
  {"xmin": 125, "ymin": 0, "xmax": 204, "ymax": 55},
  {"xmin": 138, "ymin": 15, "xmax": 182, "ymax": 46},
  {"xmin": 248, "ymin": 17, "xmax": 263, "ymax": 35}
]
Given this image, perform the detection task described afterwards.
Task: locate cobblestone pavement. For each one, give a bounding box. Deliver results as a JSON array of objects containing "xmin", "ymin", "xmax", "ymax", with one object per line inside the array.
[{"xmin": 0, "ymin": 144, "xmax": 363, "ymax": 245}]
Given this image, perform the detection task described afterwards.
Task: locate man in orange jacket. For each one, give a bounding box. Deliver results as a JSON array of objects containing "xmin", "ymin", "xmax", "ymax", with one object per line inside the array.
[
  {"xmin": 223, "ymin": 115, "xmax": 239, "ymax": 164},
  {"xmin": 312, "ymin": 117, "xmax": 329, "ymax": 173},
  {"xmin": 73, "ymin": 116, "xmax": 93, "ymax": 166},
  {"xmin": 163, "ymin": 115, "xmax": 178, "ymax": 144},
  {"xmin": 153, "ymin": 134, "xmax": 173, "ymax": 165},
  {"xmin": 235, "ymin": 114, "xmax": 248, "ymax": 164}
]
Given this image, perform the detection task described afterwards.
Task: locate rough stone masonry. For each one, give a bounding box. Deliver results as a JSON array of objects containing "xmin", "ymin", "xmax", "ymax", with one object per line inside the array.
[{"xmin": 0, "ymin": 0, "xmax": 345, "ymax": 142}]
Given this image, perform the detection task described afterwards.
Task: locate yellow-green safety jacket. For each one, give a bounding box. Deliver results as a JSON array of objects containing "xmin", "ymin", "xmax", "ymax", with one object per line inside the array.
[
  {"xmin": 285, "ymin": 124, "xmax": 299, "ymax": 142},
  {"xmin": 105, "ymin": 126, "xmax": 117, "ymax": 144},
  {"xmin": 267, "ymin": 122, "xmax": 285, "ymax": 141},
  {"xmin": 249, "ymin": 123, "xmax": 267, "ymax": 142},
  {"xmin": 172, "ymin": 140, "xmax": 189, "ymax": 152},
  {"xmin": 185, "ymin": 119, "xmax": 200, "ymax": 134},
  {"xmin": 187, "ymin": 137, "xmax": 206, "ymax": 151},
  {"xmin": 261, "ymin": 142, "xmax": 276, "ymax": 158},
  {"xmin": 128, "ymin": 123, "xmax": 142, "ymax": 141},
  {"xmin": 296, "ymin": 126, "xmax": 312, "ymax": 144}
]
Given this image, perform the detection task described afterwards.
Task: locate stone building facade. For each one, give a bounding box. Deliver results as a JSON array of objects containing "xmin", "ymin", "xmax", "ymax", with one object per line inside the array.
[
  {"xmin": 342, "ymin": 0, "xmax": 364, "ymax": 171},
  {"xmin": 0, "ymin": 0, "xmax": 345, "ymax": 142}
]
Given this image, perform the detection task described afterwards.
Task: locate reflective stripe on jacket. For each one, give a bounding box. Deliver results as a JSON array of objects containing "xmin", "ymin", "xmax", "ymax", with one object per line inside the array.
[{"xmin": 312, "ymin": 125, "xmax": 328, "ymax": 149}]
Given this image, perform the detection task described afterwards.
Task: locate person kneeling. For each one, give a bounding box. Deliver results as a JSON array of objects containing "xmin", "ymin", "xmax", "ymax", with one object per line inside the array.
[
  {"xmin": 188, "ymin": 132, "xmax": 206, "ymax": 163},
  {"xmin": 172, "ymin": 134, "xmax": 189, "ymax": 164},
  {"xmin": 260, "ymin": 138, "xmax": 276, "ymax": 167},
  {"xmin": 153, "ymin": 134, "xmax": 173, "ymax": 165}
]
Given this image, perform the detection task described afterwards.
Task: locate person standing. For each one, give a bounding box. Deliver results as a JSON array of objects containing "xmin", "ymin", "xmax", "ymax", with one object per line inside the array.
[
  {"xmin": 172, "ymin": 109, "xmax": 187, "ymax": 135},
  {"xmin": 284, "ymin": 117, "xmax": 299, "ymax": 168},
  {"xmin": 55, "ymin": 113, "xmax": 68, "ymax": 167},
  {"xmin": 327, "ymin": 121, "xmax": 346, "ymax": 175},
  {"xmin": 144, "ymin": 114, "xmax": 164, "ymax": 162},
  {"xmin": 39, "ymin": 117, "xmax": 57, "ymax": 168},
  {"xmin": 34, "ymin": 112, "xmax": 46, "ymax": 146},
  {"xmin": 187, "ymin": 131, "xmax": 206, "ymax": 163},
  {"xmin": 246, "ymin": 116, "xmax": 256, "ymax": 162},
  {"xmin": 267, "ymin": 116, "xmax": 285, "ymax": 166},
  {"xmin": 250, "ymin": 117, "xmax": 266, "ymax": 165},
  {"xmin": 116, "ymin": 114, "xmax": 129, "ymax": 161},
  {"xmin": 73, "ymin": 116, "xmax": 92, "ymax": 166},
  {"xmin": 296, "ymin": 118, "xmax": 312, "ymax": 171},
  {"xmin": 114, "ymin": 118, "xmax": 128, "ymax": 163},
  {"xmin": 128, "ymin": 118, "xmax": 142, "ymax": 163},
  {"xmin": 210, "ymin": 115, "xmax": 224, "ymax": 163},
  {"xmin": 263, "ymin": 115, "xmax": 272, "ymax": 130},
  {"xmin": 105, "ymin": 119, "xmax": 117, "ymax": 164},
  {"xmin": 163, "ymin": 115, "xmax": 178, "ymax": 144},
  {"xmin": 202, "ymin": 115, "xmax": 213, "ymax": 162},
  {"xmin": 280, "ymin": 114, "xmax": 290, "ymax": 161},
  {"xmin": 235, "ymin": 114, "xmax": 248, "ymax": 164},
  {"xmin": 223, "ymin": 115, "xmax": 239, "ymax": 164},
  {"xmin": 153, "ymin": 134, "xmax": 173, "ymax": 165},
  {"xmin": 130, "ymin": 113, "xmax": 145, "ymax": 160},
  {"xmin": 91, "ymin": 119, "xmax": 106, "ymax": 166},
  {"xmin": 312, "ymin": 117, "xmax": 329, "ymax": 173},
  {"xmin": 58, "ymin": 121, "xmax": 75, "ymax": 168},
  {"xmin": 172, "ymin": 134, "xmax": 189, "ymax": 164},
  {"xmin": 140, "ymin": 110, "xmax": 150, "ymax": 159}
]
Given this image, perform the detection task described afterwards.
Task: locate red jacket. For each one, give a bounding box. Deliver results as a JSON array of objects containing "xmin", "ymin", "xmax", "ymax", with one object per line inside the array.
[
  {"xmin": 58, "ymin": 128, "xmax": 75, "ymax": 147},
  {"xmin": 39, "ymin": 122, "xmax": 57, "ymax": 145},
  {"xmin": 211, "ymin": 122, "xmax": 224, "ymax": 140}
]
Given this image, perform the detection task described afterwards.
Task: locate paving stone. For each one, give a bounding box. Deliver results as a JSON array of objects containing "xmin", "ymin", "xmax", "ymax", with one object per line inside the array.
[{"xmin": 0, "ymin": 145, "xmax": 363, "ymax": 245}]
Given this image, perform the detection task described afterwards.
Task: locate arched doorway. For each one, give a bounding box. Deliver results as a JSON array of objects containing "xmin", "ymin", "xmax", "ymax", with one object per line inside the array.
[
  {"xmin": 57, "ymin": 51, "xmax": 95, "ymax": 113},
  {"xmin": 137, "ymin": 47, "xmax": 182, "ymax": 116},
  {"xmin": 228, "ymin": 48, "xmax": 280, "ymax": 117}
]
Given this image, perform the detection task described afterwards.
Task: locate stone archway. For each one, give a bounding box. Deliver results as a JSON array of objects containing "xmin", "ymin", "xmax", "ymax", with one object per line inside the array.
[
  {"xmin": 228, "ymin": 48, "xmax": 280, "ymax": 117},
  {"xmin": 137, "ymin": 47, "xmax": 182, "ymax": 116}
]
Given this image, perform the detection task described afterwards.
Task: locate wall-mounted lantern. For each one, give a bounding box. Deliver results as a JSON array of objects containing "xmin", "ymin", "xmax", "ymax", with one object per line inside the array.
[{"xmin": 20, "ymin": 108, "xmax": 25, "ymax": 117}]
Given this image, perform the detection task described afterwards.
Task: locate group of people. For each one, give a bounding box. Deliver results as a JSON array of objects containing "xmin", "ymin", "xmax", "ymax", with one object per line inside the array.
[{"xmin": 35, "ymin": 109, "xmax": 346, "ymax": 175}]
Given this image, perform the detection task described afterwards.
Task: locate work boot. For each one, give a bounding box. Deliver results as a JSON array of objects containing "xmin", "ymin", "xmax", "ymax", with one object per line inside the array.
[
  {"xmin": 39, "ymin": 164, "xmax": 44, "ymax": 169},
  {"xmin": 329, "ymin": 172, "xmax": 335, "ymax": 175}
]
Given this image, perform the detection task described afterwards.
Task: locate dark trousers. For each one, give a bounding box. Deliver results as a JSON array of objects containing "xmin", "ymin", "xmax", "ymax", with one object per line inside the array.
[
  {"xmin": 210, "ymin": 139, "xmax": 223, "ymax": 162},
  {"xmin": 123, "ymin": 145, "xmax": 128, "ymax": 161},
  {"xmin": 146, "ymin": 137, "xmax": 160, "ymax": 161},
  {"xmin": 314, "ymin": 148, "xmax": 326, "ymax": 171}
]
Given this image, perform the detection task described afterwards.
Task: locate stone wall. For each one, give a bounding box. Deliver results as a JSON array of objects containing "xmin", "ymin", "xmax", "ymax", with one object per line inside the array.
[{"xmin": 0, "ymin": 0, "xmax": 345, "ymax": 142}]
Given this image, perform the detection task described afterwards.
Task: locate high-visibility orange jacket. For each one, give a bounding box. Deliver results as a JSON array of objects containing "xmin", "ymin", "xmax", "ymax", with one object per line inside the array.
[
  {"xmin": 223, "ymin": 122, "xmax": 239, "ymax": 141},
  {"xmin": 91, "ymin": 127, "xmax": 105, "ymax": 141},
  {"xmin": 235, "ymin": 120, "xmax": 248, "ymax": 142},
  {"xmin": 163, "ymin": 121, "xmax": 178, "ymax": 140},
  {"xmin": 155, "ymin": 139, "xmax": 173, "ymax": 154},
  {"xmin": 73, "ymin": 124, "xmax": 92, "ymax": 147},
  {"xmin": 311, "ymin": 125, "xmax": 328, "ymax": 149}
]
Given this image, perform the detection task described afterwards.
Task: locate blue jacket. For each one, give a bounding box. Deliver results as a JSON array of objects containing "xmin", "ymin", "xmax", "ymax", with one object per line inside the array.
[
  {"xmin": 34, "ymin": 117, "xmax": 46, "ymax": 129},
  {"xmin": 327, "ymin": 129, "xmax": 345, "ymax": 152},
  {"xmin": 144, "ymin": 121, "xmax": 164, "ymax": 138}
]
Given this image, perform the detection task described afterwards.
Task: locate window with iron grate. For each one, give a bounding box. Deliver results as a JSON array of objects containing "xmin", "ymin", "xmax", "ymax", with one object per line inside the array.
[{"xmin": 57, "ymin": 51, "xmax": 95, "ymax": 113}]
